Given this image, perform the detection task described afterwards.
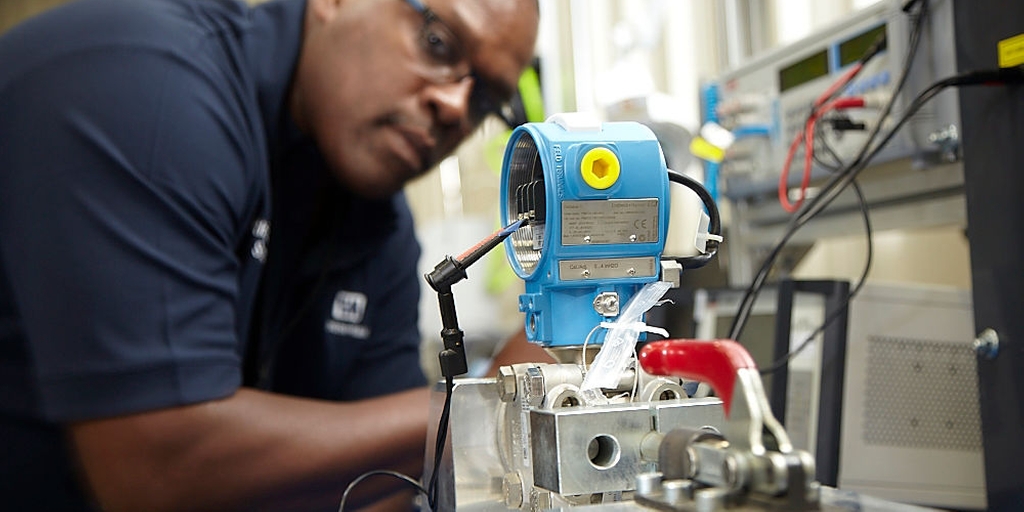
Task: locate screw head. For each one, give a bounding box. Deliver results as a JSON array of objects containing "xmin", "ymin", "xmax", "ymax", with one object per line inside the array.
[{"xmin": 973, "ymin": 328, "xmax": 1000, "ymax": 359}]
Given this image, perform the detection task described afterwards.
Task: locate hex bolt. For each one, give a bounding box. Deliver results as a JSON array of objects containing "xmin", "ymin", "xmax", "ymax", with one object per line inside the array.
[
  {"xmin": 593, "ymin": 292, "xmax": 620, "ymax": 317},
  {"xmin": 497, "ymin": 366, "xmax": 517, "ymax": 402},
  {"xmin": 524, "ymin": 366, "xmax": 545, "ymax": 407}
]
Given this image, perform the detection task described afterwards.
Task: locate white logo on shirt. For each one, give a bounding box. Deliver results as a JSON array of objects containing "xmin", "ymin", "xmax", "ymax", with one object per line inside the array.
[
  {"xmin": 326, "ymin": 290, "xmax": 371, "ymax": 340},
  {"xmin": 331, "ymin": 291, "xmax": 367, "ymax": 323},
  {"xmin": 250, "ymin": 219, "xmax": 270, "ymax": 262}
]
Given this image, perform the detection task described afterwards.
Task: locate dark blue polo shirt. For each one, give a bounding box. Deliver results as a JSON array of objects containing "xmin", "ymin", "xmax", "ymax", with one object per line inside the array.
[
  {"xmin": 252, "ymin": 142, "xmax": 426, "ymax": 401},
  {"xmin": 0, "ymin": 0, "xmax": 310, "ymax": 508},
  {"xmin": 263, "ymin": 192, "xmax": 426, "ymax": 402}
]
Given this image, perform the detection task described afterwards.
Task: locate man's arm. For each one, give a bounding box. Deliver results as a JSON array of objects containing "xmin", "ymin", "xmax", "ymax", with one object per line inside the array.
[{"xmin": 69, "ymin": 387, "xmax": 428, "ymax": 512}]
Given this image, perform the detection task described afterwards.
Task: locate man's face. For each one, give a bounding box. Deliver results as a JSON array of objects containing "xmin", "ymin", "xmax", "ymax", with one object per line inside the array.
[{"xmin": 291, "ymin": 0, "xmax": 539, "ymax": 198}]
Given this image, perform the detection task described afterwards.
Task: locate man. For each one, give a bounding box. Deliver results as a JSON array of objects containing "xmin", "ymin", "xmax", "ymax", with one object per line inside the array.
[{"xmin": 0, "ymin": 0, "xmax": 539, "ymax": 509}]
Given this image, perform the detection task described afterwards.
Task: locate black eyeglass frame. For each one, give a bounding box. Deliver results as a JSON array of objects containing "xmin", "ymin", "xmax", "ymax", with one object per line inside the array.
[{"xmin": 401, "ymin": 0, "xmax": 518, "ymax": 127}]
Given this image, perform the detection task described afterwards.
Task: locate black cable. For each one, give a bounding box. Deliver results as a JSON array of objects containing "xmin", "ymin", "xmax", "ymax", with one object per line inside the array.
[
  {"xmin": 337, "ymin": 470, "xmax": 428, "ymax": 512},
  {"xmin": 426, "ymin": 375, "xmax": 454, "ymax": 511},
  {"xmin": 811, "ymin": 120, "xmax": 843, "ymax": 173},
  {"xmin": 727, "ymin": 0, "xmax": 930, "ymax": 342},
  {"xmin": 813, "ymin": 30, "xmax": 885, "ymax": 112},
  {"xmin": 668, "ymin": 169, "xmax": 721, "ymax": 235},
  {"xmin": 761, "ymin": 121, "xmax": 874, "ymax": 375},
  {"xmin": 667, "ymin": 169, "xmax": 721, "ymax": 269},
  {"xmin": 793, "ymin": 0, "xmax": 931, "ymax": 228},
  {"xmin": 419, "ymin": 220, "xmax": 526, "ymax": 509},
  {"xmin": 759, "ymin": 186, "xmax": 871, "ymax": 375},
  {"xmin": 802, "ymin": 68, "xmax": 1023, "ymax": 227},
  {"xmin": 736, "ymin": 66, "xmax": 1021, "ymax": 347}
]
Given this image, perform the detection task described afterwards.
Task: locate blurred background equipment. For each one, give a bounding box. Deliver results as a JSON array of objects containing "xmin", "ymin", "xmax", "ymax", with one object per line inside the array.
[{"xmin": 703, "ymin": 0, "xmax": 962, "ymax": 287}]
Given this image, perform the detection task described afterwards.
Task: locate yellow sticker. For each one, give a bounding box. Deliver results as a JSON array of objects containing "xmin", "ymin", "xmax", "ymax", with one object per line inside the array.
[
  {"xmin": 998, "ymin": 33, "xmax": 1024, "ymax": 68},
  {"xmin": 689, "ymin": 136, "xmax": 726, "ymax": 164}
]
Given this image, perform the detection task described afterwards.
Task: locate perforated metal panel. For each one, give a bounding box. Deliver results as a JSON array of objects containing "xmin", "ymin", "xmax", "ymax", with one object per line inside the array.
[
  {"xmin": 863, "ymin": 336, "xmax": 981, "ymax": 451},
  {"xmin": 839, "ymin": 283, "xmax": 986, "ymax": 509}
]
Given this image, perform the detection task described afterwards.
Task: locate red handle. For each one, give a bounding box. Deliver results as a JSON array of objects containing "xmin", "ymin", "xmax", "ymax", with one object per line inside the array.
[{"xmin": 639, "ymin": 339, "xmax": 756, "ymax": 416}]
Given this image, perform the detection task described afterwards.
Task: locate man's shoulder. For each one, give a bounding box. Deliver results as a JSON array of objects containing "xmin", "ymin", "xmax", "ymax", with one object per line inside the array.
[{"xmin": 0, "ymin": 0, "xmax": 253, "ymax": 82}]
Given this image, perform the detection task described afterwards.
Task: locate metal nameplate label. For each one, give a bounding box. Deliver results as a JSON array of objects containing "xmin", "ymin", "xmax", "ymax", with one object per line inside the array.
[
  {"xmin": 559, "ymin": 257, "xmax": 657, "ymax": 281},
  {"xmin": 561, "ymin": 199, "xmax": 659, "ymax": 245}
]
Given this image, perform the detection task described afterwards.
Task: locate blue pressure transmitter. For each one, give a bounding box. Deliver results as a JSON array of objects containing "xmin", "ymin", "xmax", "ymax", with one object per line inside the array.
[{"xmin": 501, "ymin": 113, "xmax": 670, "ymax": 348}]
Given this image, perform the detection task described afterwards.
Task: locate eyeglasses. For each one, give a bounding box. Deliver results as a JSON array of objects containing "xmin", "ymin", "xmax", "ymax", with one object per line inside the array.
[{"xmin": 401, "ymin": 0, "xmax": 516, "ymax": 127}]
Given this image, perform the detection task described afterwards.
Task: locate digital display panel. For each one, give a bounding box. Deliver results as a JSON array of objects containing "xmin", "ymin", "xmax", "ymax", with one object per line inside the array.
[
  {"xmin": 839, "ymin": 24, "xmax": 887, "ymax": 67},
  {"xmin": 779, "ymin": 50, "xmax": 830, "ymax": 93}
]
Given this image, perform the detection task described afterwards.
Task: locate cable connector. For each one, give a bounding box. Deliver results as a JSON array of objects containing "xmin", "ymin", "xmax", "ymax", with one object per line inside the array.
[
  {"xmin": 860, "ymin": 90, "xmax": 892, "ymax": 109},
  {"xmin": 425, "ymin": 218, "xmax": 527, "ymax": 293},
  {"xmin": 424, "ymin": 256, "xmax": 467, "ymax": 293},
  {"xmin": 424, "ymin": 218, "xmax": 528, "ymax": 379},
  {"xmin": 828, "ymin": 116, "xmax": 867, "ymax": 131}
]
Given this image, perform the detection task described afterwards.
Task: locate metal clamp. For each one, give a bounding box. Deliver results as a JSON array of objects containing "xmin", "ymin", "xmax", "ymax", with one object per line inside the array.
[{"xmin": 634, "ymin": 339, "xmax": 819, "ymax": 510}]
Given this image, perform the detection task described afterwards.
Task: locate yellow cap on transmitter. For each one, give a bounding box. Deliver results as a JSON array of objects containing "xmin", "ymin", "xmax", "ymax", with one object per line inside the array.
[{"xmin": 580, "ymin": 147, "xmax": 620, "ymax": 189}]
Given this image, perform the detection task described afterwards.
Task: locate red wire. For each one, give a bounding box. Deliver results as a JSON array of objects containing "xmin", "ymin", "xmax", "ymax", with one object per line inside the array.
[
  {"xmin": 778, "ymin": 128, "xmax": 806, "ymax": 212},
  {"xmin": 778, "ymin": 65, "xmax": 868, "ymax": 213},
  {"xmin": 819, "ymin": 97, "xmax": 866, "ymax": 111},
  {"xmin": 815, "ymin": 63, "xmax": 863, "ymax": 109}
]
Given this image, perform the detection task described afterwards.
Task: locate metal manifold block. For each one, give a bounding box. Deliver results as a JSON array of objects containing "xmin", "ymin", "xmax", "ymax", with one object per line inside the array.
[{"xmin": 425, "ymin": 360, "xmax": 725, "ymax": 511}]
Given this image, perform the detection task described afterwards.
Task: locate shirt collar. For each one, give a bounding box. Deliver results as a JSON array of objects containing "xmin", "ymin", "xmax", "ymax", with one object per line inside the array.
[{"xmin": 241, "ymin": 0, "xmax": 307, "ymax": 153}]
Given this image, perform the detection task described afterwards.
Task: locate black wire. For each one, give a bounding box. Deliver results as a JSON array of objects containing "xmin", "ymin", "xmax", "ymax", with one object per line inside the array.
[
  {"xmin": 668, "ymin": 169, "xmax": 721, "ymax": 235},
  {"xmin": 812, "ymin": 32, "xmax": 881, "ymax": 112},
  {"xmin": 667, "ymin": 169, "xmax": 721, "ymax": 269},
  {"xmin": 337, "ymin": 470, "xmax": 428, "ymax": 512},
  {"xmin": 759, "ymin": 188, "xmax": 872, "ymax": 375},
  {"xmin": 757, "ymin": 65, "xmax": 1023, "ymax": 369},
  {"xmin": 805, "ymin": 68, "xmax": 1023, "ymax": 226},
  {"xmin": 793, "ymin": 0, "xmax": 930, "ymax": 228},
  {"xmin": 727, "ymin": 0, "xmax": 929, "ymax": 342},
  {"xmin": 760, "ymin": 120, "xmax": 874, "ymax": 375},
  {"xmin": 427, "ymin": 375, "xmax": 454, "ymax": 511},
  {"xmin": 735, "ymin": 66, "xmax": 1019, "ymax": 347}
]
